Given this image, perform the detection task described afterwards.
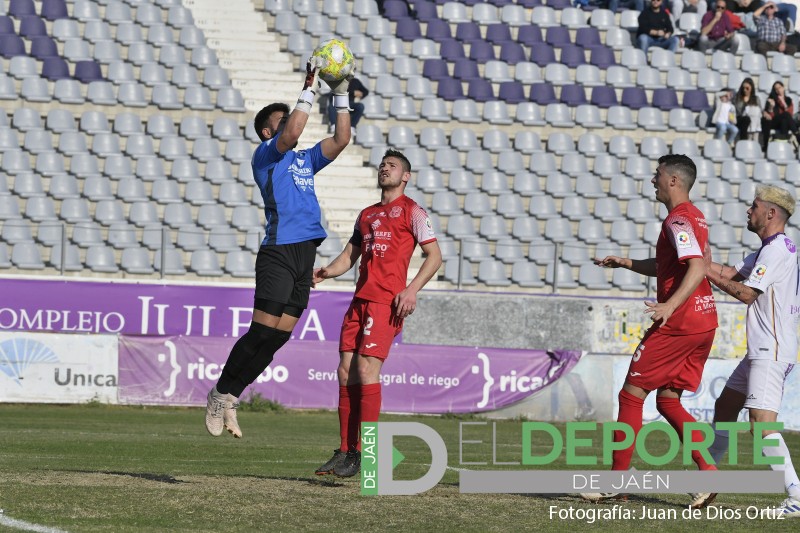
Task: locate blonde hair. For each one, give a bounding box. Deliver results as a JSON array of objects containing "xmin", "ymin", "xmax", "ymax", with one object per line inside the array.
[{"xmin": 757, "ymin": 185, "xmax": 796, "ymax": 217}]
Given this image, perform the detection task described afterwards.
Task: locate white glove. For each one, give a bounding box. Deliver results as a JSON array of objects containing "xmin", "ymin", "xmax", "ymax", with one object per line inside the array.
[
  {"xmin": 296, "ymin": 57, "xmax": 323, "ymax": 114},
  {"xmin": 328, "ymin": 65, "xmax": 356, "ymax": 111}
]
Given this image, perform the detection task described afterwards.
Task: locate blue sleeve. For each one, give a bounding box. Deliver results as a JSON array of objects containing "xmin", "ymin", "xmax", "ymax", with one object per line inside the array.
[
  {"xmin": 251, "ymin": 137, "xmax": 283, "ymax": 170},
  {"xmin": 307, "ymin": 142, "xmax": 334, "ymax": 174}
]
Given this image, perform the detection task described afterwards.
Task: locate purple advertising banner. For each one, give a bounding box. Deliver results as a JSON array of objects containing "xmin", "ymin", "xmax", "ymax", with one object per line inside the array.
[
  {"xmin": 0, "ymin": 278, "xmax": 352, "ymax": 340},
  {"xmin": 118, "ymin": 335, "xmax": 582, "ymax": 413}
]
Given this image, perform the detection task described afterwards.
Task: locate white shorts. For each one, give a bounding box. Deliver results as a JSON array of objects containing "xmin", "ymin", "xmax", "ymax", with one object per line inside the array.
[{"xmin": 725, "ymin": 358, "xmax": 795, "ymax": 413}]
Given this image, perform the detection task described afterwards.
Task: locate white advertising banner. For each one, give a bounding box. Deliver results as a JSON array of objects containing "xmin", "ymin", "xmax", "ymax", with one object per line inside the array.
[{"xmin": 0, "ymin": 332, "xmax": 118, "ymax": 403}]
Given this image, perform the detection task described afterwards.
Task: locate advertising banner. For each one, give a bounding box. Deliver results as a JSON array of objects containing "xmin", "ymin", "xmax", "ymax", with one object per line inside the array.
[
  {"xmin": 118, "ymin": 335, "xmax": 582, "ymax": 414},
  {"xmin": 0, "ymin": 278, "xmax": 352, "ymax": 340},
  {"xmin": 0, "ymin": 331, "xmax": 118, "ymax": 403}
]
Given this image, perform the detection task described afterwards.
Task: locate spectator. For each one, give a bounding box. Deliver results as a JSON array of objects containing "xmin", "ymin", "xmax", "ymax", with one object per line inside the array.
[
  {"xmin": 762, "ymin": 80, "xmax": 799, "ymax": 150},
  {"xmin": 734, "ymin": 0, "xmax": 797, "ymax": 36},
  {"xmin": 698, "ymin": 1, "xmax": 741, "ymax": 52},
  {"xmin": 672, "ymin": 0, "xmax": 709, "ymax": 25},
  {"xmin": 734, "ymin": 77, "xmax": 762, "ymax": 140},
  {"xmin": 327, "ymin": 77, "xmax": 369, "ymax": 136},
  {"xmin": 755, "ymin": 2, "xmax": 798, "ymax": 54},
  {"xmin": 713, "ymin": 90, "xmax": 740, "ymax": 145},
  {"xmin": 637, "ymin": 0, "xmax": 681, "ymax": 53}
]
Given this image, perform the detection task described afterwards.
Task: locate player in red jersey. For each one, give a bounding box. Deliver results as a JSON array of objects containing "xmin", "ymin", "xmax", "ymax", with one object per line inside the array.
[
  {"xmin": 581, "ymin": 154, "xmax": 719, "ymax": 508},
  {"xmin": 312, "ymin": 149, "xmax": 443, "ymax": 477}
]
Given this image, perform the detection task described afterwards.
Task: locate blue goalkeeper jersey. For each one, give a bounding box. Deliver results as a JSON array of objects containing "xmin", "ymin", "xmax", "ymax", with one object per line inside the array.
[{"xmin": 251, "ymin": 134, "xmax": 332, "ymax": 246}]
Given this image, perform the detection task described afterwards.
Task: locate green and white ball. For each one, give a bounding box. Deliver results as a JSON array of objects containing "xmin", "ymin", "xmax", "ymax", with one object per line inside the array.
[{"xmin": 312, "ymin": 39, "xmax": 355, "ymax": 83}]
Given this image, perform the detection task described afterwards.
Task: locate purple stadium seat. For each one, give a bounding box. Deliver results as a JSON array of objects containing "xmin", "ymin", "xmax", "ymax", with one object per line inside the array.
[
  {"xmin": 41, "ymin": 56, "xmax": 70, "ymax": 80},
  {"xmin": 575, "ymin": 27, "xmax": 602, "ymax": 48},
  {"xmin": 456, "ymin": 22, "xmax": 482, "ymax": 43},
  {"xmin": 382, "ymin": 0, "xmax": 409, "ymax": 20},
  {"xmin": 0, "ymin": 34, "xmax": 26, "ymax": 58},
  {"xmin": 559, "ymin": 45, "xmax": 586, "ymax": 68},
  {"xmin": 486, "ymin": 23, "xmax": 512, "ymax": 44},
  {"xmin": 415, "ymin": 1, "xmax": 439, "ymax": 22},
  {"xmin": 560, "ymin": 84, "xmax": 587, "ymax": 106},
  {"xmin": 529, "ymin": 82, "xmax": 558, "ymax": 105},
  {"xmin": 19, "ymin": 15, "xmax": 47, "ymax": 38},
  {"xmin": 453, "ymin": 58, "xmax": 480, "ymax": 81},
  {"xmin": 590, "ymin": 86, "xmax": 618, "ymax": 108},
  {"xmin": 546, "ymin": 0, "xmax": 572, "ymax": 8},
  {"xmin": 589, "ymin": 46, "xmax": 616, "ymax": 69},
  {"xmin": 9, "ymin": 0, "xmax": 36, "ymax": 17},
  {"xmin": 40, "ymin": 0, "xmax": 69, "ymax": 21},
  {"xmin": 518, "ymin": 0, "xmax": 543, "ymax": 7},
  {"xmin": 74, "ymin": 60, "xmax": 104, "ymax": 83},
  {"xmin": 545, "ymin": 26, "xmax": 571, "ymax": 47},
  {"xmin": 395, "ymin": 17, "xmax": 422, "ymax": 41},
  {"xmin": 499, "ymin": 42, "xmax": 527, "ymax": 64},
  {"xmin": 426, "ymin": 19, "xmax": 452, "ymax": 40},
  {"xmin": 468, "ymin": 40, "xmax": 495, "ymax": 63},
  {"xmin": 517, "ymin": 25, "xmax": 543, "ymax": 46},
  {"xmin": 651, "ymin": 87, "xmax": 679, "ymax": 110},
  {"xmin": 621, "ymin": 87, "xmax": 648, "ymax": 110},
  {"xmin": 30, "ymin": 36, "xmax": 58, "ymax": 59},
  {"xmin": 468, "ymin": 79, "xmax": 495, "ymax": 102},
  {"xmin": 683, "ymin": 89, "xmax": 711, "ymax": 112},
  {"xmin": 440, "ymin": 39, "xmax": 466, "ymax": 61},
  {"xmin": 437, "ymin": 78, "xmax": 465, "ymax": 101},
  {"xmin": 422, "ymin": 59, "xmax": 449, "ymax": 80},
  {"xmin": 0, "ymin": 16, "xmax": 14, "ymax": 34},
  {"xmin": 529, "ymin": 43, "xmax": 555, "ymax": 66},
  {"xmin": 499, "ymin": 81, "xmax": 526, "ymax": 104}
]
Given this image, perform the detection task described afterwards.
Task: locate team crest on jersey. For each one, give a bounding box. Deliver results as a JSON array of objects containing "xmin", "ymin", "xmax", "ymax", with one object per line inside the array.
[
  {"xmin": 676, "ymin": 231, "xmax": 691, "ymax": 248},
  {"xmin": 785, "ymin": 238, "xmax": 796, "ymax": 253},
  {"xmin": 389, "ymin": 206, "xmax": 403, "ymax": 218},
  {"xmin": 752, "ymin": 264, "xmax": 767, "ymax": 281}
]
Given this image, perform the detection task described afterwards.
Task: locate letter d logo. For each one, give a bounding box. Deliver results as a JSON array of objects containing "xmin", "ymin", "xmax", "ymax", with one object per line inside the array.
[{"xmin": 360, "ymin": 422, "xmax": 447, "ymax": 495}]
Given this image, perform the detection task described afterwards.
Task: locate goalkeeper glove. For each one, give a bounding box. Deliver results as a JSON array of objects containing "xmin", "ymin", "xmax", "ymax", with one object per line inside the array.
[
  {"xmin": 327, "ymin": 67, "xmax": 356, "ymax": 112},
  {"xmin": 296, "ymin": 57, "xmax": 322, "ymax": 114}
]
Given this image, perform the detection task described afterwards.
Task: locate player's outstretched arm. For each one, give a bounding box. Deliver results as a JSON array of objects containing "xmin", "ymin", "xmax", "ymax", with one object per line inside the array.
[
  {"xmin": 393, "ymin": 241, "xmax": 443, "ymax": 318},
  {"xmin": 594, "ymin": 256, "xmax": 657, "ymax": 276},
  {"xmin": 278, "ymin": 59, "xmax": 320, "ymax": 153},
  {"xmin": 705, "ymin": 261, "xmax": 758, "ymax": 305},
  {"xmin": 313, "ymin": 242, "xmax": 360, "ymax": 286},
  {"xmin": 320, "ymin": 64, "xmax": 356, "ymax": 160}
]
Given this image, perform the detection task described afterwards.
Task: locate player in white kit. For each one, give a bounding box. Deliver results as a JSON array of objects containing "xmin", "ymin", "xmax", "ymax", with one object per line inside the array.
[{"xmin": 705, "ymin": 184, "xmax": 800, "ymax": 518}]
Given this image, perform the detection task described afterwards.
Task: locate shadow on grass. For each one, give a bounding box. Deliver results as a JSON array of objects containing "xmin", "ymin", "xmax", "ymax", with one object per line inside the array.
[{"xmin": 72, "ymin": 470, "xmax": 186, "ymax": 484}]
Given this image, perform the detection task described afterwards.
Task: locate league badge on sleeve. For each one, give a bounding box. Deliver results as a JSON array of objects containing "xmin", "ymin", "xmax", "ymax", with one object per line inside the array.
[
  {"xmin": 750, "ymin": 264, "xmax": 767, "ymax": 282},
  {"xmin": 676, "ymin": 231, "xmax": 691, "ymax": 248}
]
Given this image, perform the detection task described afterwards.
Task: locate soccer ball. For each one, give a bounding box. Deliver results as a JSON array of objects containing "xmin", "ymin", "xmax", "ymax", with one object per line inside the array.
[{"xmin": 311, "ymin": 39, "xmax": 355, "ymax": 83}]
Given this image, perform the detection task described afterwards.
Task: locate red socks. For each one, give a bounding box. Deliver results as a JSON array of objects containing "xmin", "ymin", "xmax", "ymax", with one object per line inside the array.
[
  {"xmin": 656, "ymin": 396, "xmax": 715, "ymax": 471},
  {"xmin": 338, "ymin": 383, "xmax": 382, "ymax": 453},
  {"xmin": 612, "ymin": 389, "xmax": 645, "ymax": 470},
  {"xmin": 360, "ymin": 383, "xmax": 382, "ymax": 423},
  {"xmin": 338, "ymin": 385, "xmax": 362, "ymax": 452}
]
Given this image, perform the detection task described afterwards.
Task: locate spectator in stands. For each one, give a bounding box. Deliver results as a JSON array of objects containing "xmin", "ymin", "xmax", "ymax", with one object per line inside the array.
[
  {"xmin": 734, "ymin": 0, "xmax": 797, "ymax": 38},
  {"xmin": 607, "ymin": 0, "xmax": 645, "ymax": 12},
  {"xmin": 698, "ymin": 0, "xmax": 741, "ymax": 52},
  {"xmin": 755, "ymin": 2, "xmax": 798, "ymax": 54},
  {"xmin": 734, "ymin": 77, "xmax": 763, "ymax": 140},
  {"xmin": 637, "ymin": 0, "xmax": 681, "ymax": 53},
  {"xmin": 327, "ymin": 77, "xmax": 369, "ymax": 136},
  {"xmin": 762, "ymin": 80, "xmax": 799, "ymax": 150},
  {"xmin": 672, "ymin": 0, "xmax": 709, "ymax": 27},
  {"xmin": 713, "ymin": 90, "xmax": 740, "ymax": 145}
]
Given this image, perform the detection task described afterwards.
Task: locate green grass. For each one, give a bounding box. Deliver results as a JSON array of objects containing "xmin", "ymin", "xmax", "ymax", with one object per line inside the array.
[{"xmin": 0, "ymin": 404, "xmax": 798, "ymax": 532}]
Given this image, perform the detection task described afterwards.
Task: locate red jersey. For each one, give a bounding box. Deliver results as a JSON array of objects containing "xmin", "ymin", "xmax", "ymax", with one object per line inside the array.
[
  {"xmin": 655, "ymin": 201, "xmax": 718, "ymax": 335},
  {"xmin": 349, "ymin": 195, "xmax": 437, "ymax": 304}
]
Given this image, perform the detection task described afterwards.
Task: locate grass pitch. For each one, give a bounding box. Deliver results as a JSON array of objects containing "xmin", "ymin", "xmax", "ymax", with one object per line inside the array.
[{"xmin": 0, "ymin": 404, "xmax": 798, "ymax": 532}]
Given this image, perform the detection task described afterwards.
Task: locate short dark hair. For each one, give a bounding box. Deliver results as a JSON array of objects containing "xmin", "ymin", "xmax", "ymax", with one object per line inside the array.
[
  {"xmin": 657, "ymin": 154, "xmax": 697, "ymax": 190},
  {"xmin": 253, "ymin": 103, "xmax": 290, "ymax": 142},
  {"xmin": 383, "ymin": 149, "xmax": 411, "ymax": 173}
]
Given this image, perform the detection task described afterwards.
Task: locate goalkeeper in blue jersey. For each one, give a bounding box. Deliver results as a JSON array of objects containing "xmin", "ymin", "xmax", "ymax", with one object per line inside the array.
[{"xmin": 204, "ymin": 56, "xmax": 354, "ymax": 439}]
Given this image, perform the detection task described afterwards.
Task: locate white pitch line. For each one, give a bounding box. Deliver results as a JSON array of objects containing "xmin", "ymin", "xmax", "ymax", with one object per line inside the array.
[{"xmin": 0, "ymin": 511, "xmax": 68, "ymax": 533}]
